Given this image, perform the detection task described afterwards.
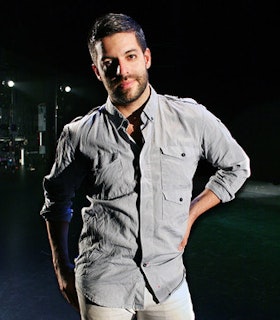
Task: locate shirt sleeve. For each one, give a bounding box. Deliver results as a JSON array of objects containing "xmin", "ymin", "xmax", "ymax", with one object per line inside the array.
[
  {"xmin": 201, "ymin": 107, "xmax": 251, "ymax": 202},
  {"xmin": 40, "ymin": 124, "xmax": 89, "ymax": 222}
]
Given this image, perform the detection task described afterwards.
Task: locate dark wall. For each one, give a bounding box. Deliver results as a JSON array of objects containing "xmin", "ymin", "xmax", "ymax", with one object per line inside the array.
[{"xmin": 1, "ymin": 1, "xmax": 279, "ymax": 182}]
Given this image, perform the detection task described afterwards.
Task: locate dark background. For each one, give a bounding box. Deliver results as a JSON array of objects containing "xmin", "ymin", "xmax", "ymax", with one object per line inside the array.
[
  {"xmin": 1, "ymin": 0, "xmax": 279, "ymax": 180},
  {"xmin": 0, "ymin": 2, "xmax": 280, "ymax": 320}
]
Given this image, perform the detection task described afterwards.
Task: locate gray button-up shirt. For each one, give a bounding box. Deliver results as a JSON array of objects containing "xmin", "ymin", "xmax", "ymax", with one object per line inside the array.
[{"xmin": 41, "ymin": 86, "xmax": 250, "ymax": 310}]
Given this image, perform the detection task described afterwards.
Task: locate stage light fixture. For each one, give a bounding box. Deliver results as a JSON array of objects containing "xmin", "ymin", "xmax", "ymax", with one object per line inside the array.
[
  {"xmin": 7, "ymin": 80, "xmax": 15, "ymax": 88},
  {"xmin": 59, "ymin": 85, "xmax": 71, "ymax": 93},
  {"xmin": 1, "ymin": 80, "xmax": 15, "ymax": 88}
]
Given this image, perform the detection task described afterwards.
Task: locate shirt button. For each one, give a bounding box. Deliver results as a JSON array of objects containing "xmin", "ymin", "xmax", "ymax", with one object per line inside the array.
[
  {"xmin": 181, "ymin": 153, "xmax": 186, "ymax": 157},
  {"xmin": 143, "ymin": 263, "xmax": 148, "ymax": 267},
  {"xmin": 179, "ymin": 197, "xmax": 183, "ymax": 202}
]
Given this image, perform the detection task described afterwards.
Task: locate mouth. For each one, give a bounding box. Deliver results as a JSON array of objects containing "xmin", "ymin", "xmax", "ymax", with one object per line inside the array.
[{"xmin": 118, "ymin": 79, "xmax": 135, "ymax": 90}]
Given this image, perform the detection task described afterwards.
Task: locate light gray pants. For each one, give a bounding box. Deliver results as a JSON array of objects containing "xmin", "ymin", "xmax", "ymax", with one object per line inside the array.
[{"xmin": 77, "ymin": 279, "xmax": 195, "ymax": 320}]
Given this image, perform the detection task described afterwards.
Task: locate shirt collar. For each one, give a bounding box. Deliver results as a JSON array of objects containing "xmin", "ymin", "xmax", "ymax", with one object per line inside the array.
[
  {"xmin": 105, "ymin": 97, "xmax": 127, "ymax": 130},
  {"xmin": 142, "ymin": 85, "xmax": 157, "ymax": 122}
]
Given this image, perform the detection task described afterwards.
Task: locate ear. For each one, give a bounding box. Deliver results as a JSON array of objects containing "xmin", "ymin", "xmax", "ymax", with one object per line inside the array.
[
  {"xmin": 144, "ymin": 48, "xmax": 152, "ymax": 69},
  {"xmin": 91, "ymin": 64, "xmax": 102, "ymax": 81}
]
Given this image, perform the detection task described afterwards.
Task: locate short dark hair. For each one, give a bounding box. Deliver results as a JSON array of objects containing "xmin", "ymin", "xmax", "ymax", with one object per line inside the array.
[{"xmin": 88, "ymin": 13, "xmax": 147, "ymax": 63}]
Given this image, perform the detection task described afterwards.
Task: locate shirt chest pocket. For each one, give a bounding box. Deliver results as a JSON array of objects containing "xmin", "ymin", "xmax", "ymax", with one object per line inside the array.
[
  {"xmin": 91, "ymin": 151, "xmax": 134, "ymax": 199},
  {"xmin": 160, "ymin": 146, "xmax": 199, "ymax": 190},
  {"xmin": 159, "ymin": 146, "xmax": 199, "ymax": 230}
]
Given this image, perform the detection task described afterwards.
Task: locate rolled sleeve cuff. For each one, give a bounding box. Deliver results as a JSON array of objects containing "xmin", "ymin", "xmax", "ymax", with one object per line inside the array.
[
  {"xmin": 206, "ymin": 168, "xmax": 250, "ymax": 203},
  {"xmin": 40, "ymin": 205, "xmax": 73, "ymax": 223}
]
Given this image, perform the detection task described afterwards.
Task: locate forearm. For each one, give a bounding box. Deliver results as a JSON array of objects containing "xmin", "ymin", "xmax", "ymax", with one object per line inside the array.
[
  {"xmin": 46, "ymin": 220, "xmax": 71, "ymax": 269},
  {"xmin": 179, "ymin": 188, "xmax": 220, "ymax": 250},
  {"xmin": 46, "ymin": 220, "xmax": 79, "ymax": 310},
  {"xmin": 189, "ymin": 188, "xmax": 220, "ymax": 224}
]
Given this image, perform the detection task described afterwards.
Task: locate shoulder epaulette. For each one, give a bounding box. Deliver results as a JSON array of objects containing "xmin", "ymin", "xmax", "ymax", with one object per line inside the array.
[
  {"xmin": 70, "ymin": 105, "xmax": 104, "ymax": 123},
  {"xmin": 164, "ymin": 94, "xmax": 198, "ymax": 104},
  {"xmin": 70, "ymin": 115, "xmax": 83, "ymax": 123},
  {"xmin": 86, "ymin": 105, "xmax": 104, "ymax": 116}
]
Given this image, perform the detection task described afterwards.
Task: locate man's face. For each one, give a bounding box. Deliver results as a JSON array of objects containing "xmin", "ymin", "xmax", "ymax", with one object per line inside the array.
[{"xmin": 92, "ymin": 32, "xmax": 151, "ymax": 107}]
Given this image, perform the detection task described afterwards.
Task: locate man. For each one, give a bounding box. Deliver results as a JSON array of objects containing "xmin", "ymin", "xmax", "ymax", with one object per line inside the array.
[{"xmin": 40, "ymin": 13, "xmax": 250, "ymax": 320}]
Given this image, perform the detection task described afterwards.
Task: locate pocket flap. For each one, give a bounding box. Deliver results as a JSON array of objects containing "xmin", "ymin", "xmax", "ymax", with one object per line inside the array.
[{"xmin": 163, "ymin": 189, "xmax": 187, "ymax": 204}]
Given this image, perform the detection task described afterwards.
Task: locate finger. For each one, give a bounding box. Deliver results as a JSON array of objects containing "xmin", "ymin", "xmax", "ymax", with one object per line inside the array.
[{"xmin": 178, "ymin": 242, "xmax": 185, "ymax": 251}]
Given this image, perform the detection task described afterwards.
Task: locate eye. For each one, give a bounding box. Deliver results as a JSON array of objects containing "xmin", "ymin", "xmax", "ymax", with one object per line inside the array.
[
  {"xmin": 103, "ymin": 59, "xmax": 113, "ymax": 68},
  {"xmin": 126, "ymin": 53, "xmax": 137, "ymax": 60},
  {"xmin": 128, "ymin": 54, "xmax": 137, "ymax": 60}
]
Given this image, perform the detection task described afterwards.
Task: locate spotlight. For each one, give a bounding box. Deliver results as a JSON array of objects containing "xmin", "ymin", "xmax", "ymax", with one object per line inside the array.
[
  {"xmin": 7, "ymin": 80, "xmax": 15, "ymax": 88},
  {"xmin": 64, "ymin": 85, "xmax": 71, "ymax": 93},
  {"xmin": 59, "ymin": 85, "xmax": 71, "ymax": 93},
  {"xmin": 2, "ymin": 80, "xmax": 15, "ymax": 88}
]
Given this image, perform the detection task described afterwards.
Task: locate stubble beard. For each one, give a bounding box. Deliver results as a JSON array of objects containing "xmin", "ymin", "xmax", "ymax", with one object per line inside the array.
[{"xmin": 109, "ymin": 72, "xmax": 149, "ymax": 107}]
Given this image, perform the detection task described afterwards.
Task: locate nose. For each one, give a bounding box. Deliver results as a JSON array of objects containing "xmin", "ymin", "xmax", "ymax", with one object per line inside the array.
[
  {"xmin": 115, "ymin": 59, "xmax": 129, "ymax": 77},
  {"xmin": 106, "ymin": 59, "xmax": 128, "ymax": 78},
  {"xmin": 116, "ymin": 65, "xmax": 121, "ymax": 76}
]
